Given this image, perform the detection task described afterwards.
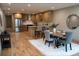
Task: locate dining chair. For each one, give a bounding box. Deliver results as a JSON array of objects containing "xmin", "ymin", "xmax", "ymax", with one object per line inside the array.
[
  {"xmin": 61, "ymin": 32, "xmax": 73, "ymax": 52},
  {"xmin": 42, "ymin": 26, "xmax": 48, "ymax": 41},
  {"xmin": 35, "ymin": 25, "xmax": 43, "ymax": 38},
  {"xmin": 44, "ymin": 30, "xmax": 54, "ymax": 47}
]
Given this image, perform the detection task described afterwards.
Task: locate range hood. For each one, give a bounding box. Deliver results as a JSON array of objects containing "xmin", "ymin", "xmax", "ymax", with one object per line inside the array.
[{"xmin": 23, "ymin": 14, "xmax": 34, "ymax": 25}]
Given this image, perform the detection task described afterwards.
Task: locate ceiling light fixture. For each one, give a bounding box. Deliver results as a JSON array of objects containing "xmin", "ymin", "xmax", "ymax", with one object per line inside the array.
[
  {"xmin": 27, "ymin": 4, "xmax": 31, "ymax": 7},
  {"xmin": 51, "ymin": 7, "xmax": 55, "ymax": 10},
  {"xmin": 22, "ymin": 9, "xmax": 24, "ymax": 11},
  {"xmin": 8, "ymin": 8, "xmax": 10, "ymax": 10},
  {"xmin": 8, "ymin": 12, "xmax": 10, "ymax": 13},
  {"xmin": 15, "ymin": 13, "xmax": 22, "ymax": 19},
  {"xmin": 32, "ymin": 13, "xmax": 35, "ymax": 14},
  {"xmin": 8, "ymin": 3, "xmax": 11, "ymax": 6}
]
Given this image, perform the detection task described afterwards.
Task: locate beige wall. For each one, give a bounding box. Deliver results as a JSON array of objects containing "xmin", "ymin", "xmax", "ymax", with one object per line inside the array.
[
  {"xmin": 0, "ymin": 8, "xmax": 6, "ymax": 32},
  {"xmin": 53, "ymin": 5, "xmax": 79, "ymax": 40}
]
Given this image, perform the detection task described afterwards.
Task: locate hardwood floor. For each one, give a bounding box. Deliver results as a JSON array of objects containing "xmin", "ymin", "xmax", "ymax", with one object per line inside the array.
[
  {"xmin": 1, "ymin": 31, "xmax": 79, "ymax": 56},
  {"xmin": 0, "ymin": 31, "xmax": 43, "ymax": 56}
]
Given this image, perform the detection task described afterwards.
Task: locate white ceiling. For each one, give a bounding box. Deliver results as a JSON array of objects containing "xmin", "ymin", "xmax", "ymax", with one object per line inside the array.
[{"xmin": 0, "ymin": 3, "xmax": 79, "ymax": 14}]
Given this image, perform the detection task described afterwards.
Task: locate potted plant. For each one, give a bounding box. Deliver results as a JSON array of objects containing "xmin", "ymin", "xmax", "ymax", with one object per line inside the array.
[{"xmin": 50, "ymin": 24, "xmax": 59, "ymax": 32}]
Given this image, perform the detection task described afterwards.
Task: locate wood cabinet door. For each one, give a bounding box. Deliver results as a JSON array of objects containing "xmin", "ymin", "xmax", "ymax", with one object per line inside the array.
[
  {"xmin": 43, "ymin": 11, "xmax": 53, "ymax": 23},
  {"xmin": 31, "ymin": 15, "xmax": 36, "ymax": 23}
]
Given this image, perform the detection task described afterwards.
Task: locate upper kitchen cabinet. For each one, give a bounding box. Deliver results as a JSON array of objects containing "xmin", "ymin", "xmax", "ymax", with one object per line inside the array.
[
  {"xmin": 31, "ymin": 14, "xmax": 36, "ymax": 23},
  {"xmin": 42, "ymin": 11, "xmax": 53, "ymax": 23},
  {"xmin": 39, "ymin": 13, "xmax": 43, "ymax": 22},
  {"xmin": 36, "ymin": 13, "xmax": 43, "ymax": 22},
  {"xmin": 35, "ymin": 14, "xmax": 42, "ymax": 23},
  {"xmin": 31, "ymin": 10, "xmax": 53, "ymax": 23},
  {"xmin": 22, "ymin": 14, "xmax": 28, "ymax": 20}
]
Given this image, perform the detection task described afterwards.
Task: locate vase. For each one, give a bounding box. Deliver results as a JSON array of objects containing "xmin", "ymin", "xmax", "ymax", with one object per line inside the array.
[{"xmin": 53, "ymin": 28, "xmax": 56, "ymax": 33}]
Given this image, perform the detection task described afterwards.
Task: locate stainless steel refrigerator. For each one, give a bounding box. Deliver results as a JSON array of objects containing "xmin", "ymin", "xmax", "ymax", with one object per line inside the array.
[{"xmin": 15, "ymin": 19, "xmax": 22, "ymax": 32}]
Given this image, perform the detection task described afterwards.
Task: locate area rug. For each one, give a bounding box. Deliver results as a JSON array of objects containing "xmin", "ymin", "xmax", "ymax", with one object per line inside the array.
[{"xmin": 29, "ymin": 39, "xmax": 79, "ymax": 56}]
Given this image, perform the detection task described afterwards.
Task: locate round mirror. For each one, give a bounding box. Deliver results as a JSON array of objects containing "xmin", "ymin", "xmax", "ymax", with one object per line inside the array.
[{"xmin": 66, "ymin": 14, "xmax": 79, "ymax": 29}]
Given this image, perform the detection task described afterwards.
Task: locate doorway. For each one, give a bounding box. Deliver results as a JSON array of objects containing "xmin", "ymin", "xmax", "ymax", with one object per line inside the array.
[{"xmin": 5, "ymin": 15, "xmax": 13, "ymax": 32}]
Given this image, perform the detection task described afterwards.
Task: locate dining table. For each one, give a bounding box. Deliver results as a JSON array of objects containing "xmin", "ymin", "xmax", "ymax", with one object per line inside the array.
[{"xmin": 50, "ymin": 31, "xmax": 66, "ymax": 48}]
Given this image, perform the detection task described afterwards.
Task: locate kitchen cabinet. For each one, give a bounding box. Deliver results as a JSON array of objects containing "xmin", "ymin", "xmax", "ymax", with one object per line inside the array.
[
  {"xmin": 31, "ymin": 11, "xmax": 53, "ymax": 24},
  {"xmin": 31, "ymin": 14, "xmax": 36, "ymax": 23},
  {"xmin": 43, "ymin": 11, "xmax": 53, "ymax": 23}
]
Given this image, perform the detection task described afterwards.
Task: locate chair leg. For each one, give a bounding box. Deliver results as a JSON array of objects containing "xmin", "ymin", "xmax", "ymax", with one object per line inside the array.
[
  {"xmin": 62, "ymin": 44, "xmax": 64, "ymax": 46},
  {"xmin": 48, "ymin": 42, "xmax": 50, "ymax": 47},
  {"xmin": 43, "ymin": 38, "xmax": 44, "ymax": 41},
  {"xmin": 70, "ymin": 43, "xmax": 72, "ymax": 50},
  {"xmin": 65, "ymin": 44, "xmax": 67, "ymax": 52},
  {"xmin": 43, "ymin": 37, "xmax": 44, "ymax": 41},
  {"xmin": 45, "ymin": 40, "xmax": 47, "ymax": 45},
  {"xmin": 43, "ymin": 35, "xmax": 45, "ymax": 41}
]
